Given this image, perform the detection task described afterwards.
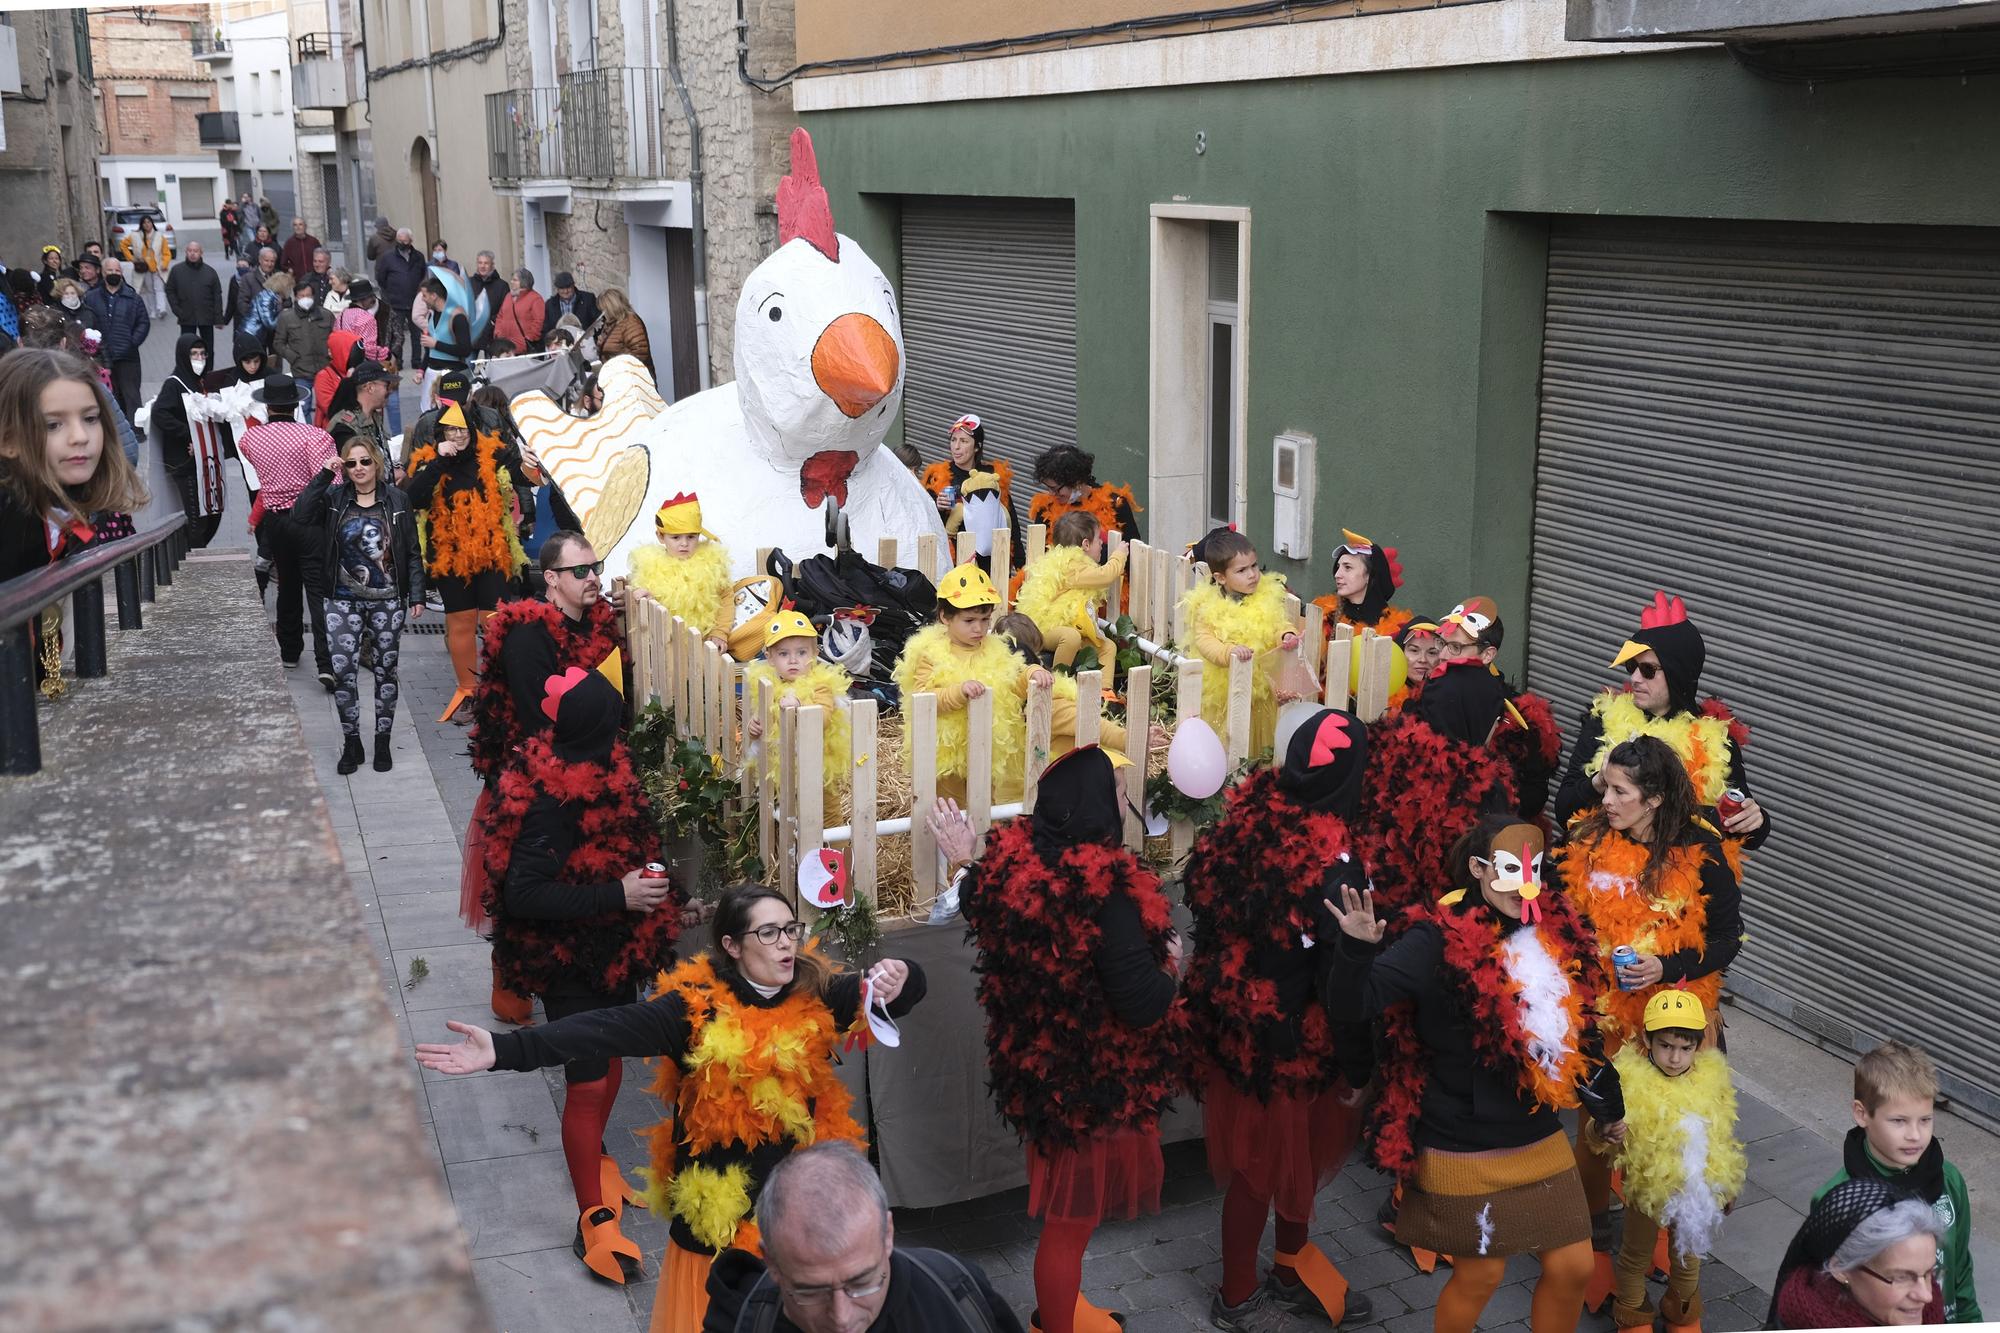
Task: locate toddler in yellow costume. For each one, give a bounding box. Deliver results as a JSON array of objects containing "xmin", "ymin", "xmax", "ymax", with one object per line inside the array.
[
  {"xmin": 894, "ymin": 563, "xmax": 1050, "ymax": 804},
  {"xmin": 1588, "ymin": 991, "xmax": 1746, "ymax": 1333},
  {"xmin": 996, "ymin": 612, "xmax": 1169, "ymax": 763},
  {"xmin": 627, "ymin": 491, "xmax": 734, "ymax": 649},
  {"xmin": 1014, "ymin": 510, "xmax": 1126, "ymax": 670},
  {"xmin": 1178, "ymin": 528, "xmax": 1299, "ymax": 756},
  {"xmin": 744, "ymin": 610, "xmax": 852, "ymax": 797}
]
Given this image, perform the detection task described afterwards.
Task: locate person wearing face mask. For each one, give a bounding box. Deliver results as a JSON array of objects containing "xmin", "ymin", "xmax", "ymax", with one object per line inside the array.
[
  {"xmin": 1324, "ymin": 814, "xmax": 1620, "ymax": 1333},
  {"xmin": 374, "ymin": 227, "xmax": 428, "ymax": 367},
  {"xmin": 147, "ymin": 333, "xmax": 225, "ymax": 547},
  {"xmin": 272, "ymin": 277, "xmax": 335, "ymax": 406},
  {"xmin": 1551, "ymin": 591, "xmax": 1770, "ymax": 859},
  {"xmin": 80, "ymin": 259, "xmax": 151, "ymax": 419},
  {"xmin": 1181, "ymin": 709, "xmax": 1376, "ymax": 1331},
  {"xmin": 428, "ymin": 237, "xmax": 462, "ymax": 276},
  {"xmin": 1551, "ymin": 734, "xmax": 1741, "ymax": 1305},
  {"xmin": 417, "ymin": 880, "xmax": 926, "ymax": 1322},
  {"xmin": 51, "ymin": 278, "xmax": 86, "ymax": 318}
]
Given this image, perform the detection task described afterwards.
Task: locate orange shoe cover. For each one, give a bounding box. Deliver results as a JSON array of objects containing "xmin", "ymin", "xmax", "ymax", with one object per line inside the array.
[
  {"xmin": 490, "ymin": 960, "xmax": 533, "ymax": 1026},
  {"xmin": 599, "ymin": 1154, "xmax": 642, "ymax": 1218},
  {"xmin": 1030, "ymin": 1296, "xmax": 1126, "ymax": 1333},
  {"xmin": 1584, "ymin": 1249, "xmax": 1616, "ymax": 1314},
  {"xmin": 577, "ymin": 1205, "xmax": 643, "ymax": 1283},
  {"xmin": 1665, "ymin": 1324, "xmax": 1702, "ymax": 1333},
  {"xmin": 1275, "ymin": 1244, "xmax": 1350, "ymax": 1324}
]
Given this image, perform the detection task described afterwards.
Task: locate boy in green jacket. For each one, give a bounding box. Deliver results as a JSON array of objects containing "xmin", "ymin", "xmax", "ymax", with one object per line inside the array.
[{"xmin": 1815, "ymin": 1040, "xmax": 1981, "ymax": 1323}]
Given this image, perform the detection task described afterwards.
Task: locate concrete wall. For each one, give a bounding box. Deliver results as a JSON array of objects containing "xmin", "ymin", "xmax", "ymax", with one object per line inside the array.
[
  {"xmin": 214, "ymin": 10, "xmax": 298, "ymax": 224},
  {"xmin": 0, "ymin": 9, "xmax": 104, "ymax": 256},
  {"xmin": 800, "ymin": 46, "xmax": 2000, "ymax": 631}
]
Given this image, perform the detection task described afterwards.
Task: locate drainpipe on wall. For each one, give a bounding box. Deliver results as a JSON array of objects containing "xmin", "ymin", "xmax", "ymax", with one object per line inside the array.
[
  {"xmin": 414, "ymin": 0, "xmax": 440, "ymax": 195},
  {"xmin": 660, "ymin": 0, "xmax": 710, "ymax": 389}
]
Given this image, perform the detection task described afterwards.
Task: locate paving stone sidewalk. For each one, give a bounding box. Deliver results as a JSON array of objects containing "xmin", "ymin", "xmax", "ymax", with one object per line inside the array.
[{"xmin": 275, "ymin": 601, "xmax": 1911, "ymax": 1333}]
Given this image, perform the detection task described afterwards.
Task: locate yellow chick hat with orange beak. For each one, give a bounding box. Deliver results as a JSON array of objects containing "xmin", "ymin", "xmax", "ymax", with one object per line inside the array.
[
  {"xmin": 762, "ymin": 609, "xmax": 819, "ymax": 652},
  {"xmin": 654, "ymin": 491, "xmax": 718, "ymax": 542},
  {"xmin": 937, "ymin": 562, "xmax": 1000, "ymax": 610},
  {"xmin": 438, "ymin": 402, "xmax": 467, "ymax": 429}
]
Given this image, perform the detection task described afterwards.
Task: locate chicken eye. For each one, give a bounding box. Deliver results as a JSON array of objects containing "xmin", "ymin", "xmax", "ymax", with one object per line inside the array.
[{"xmin": 767, "ymin": 305, "xmax": 783, "ymax": 322}]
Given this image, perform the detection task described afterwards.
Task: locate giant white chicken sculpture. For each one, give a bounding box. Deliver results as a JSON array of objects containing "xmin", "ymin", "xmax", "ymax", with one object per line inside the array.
[{"xmin": 511, "ymin": 128, "xmax": 947, "ymax": 581}]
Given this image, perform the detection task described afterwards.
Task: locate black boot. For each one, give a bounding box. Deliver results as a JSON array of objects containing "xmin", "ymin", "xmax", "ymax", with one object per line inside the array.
[
  {"xmin": 373, "ymin": 734, "xmax": 393, "ymax": 772},
  {"xmin": 336, "ymin": 735, "xmax": 364, "ymax": 775}
]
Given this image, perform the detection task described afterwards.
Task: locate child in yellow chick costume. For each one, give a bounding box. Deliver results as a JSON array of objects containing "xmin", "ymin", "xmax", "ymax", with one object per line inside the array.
[
  {"xmin": 1586, "ymin": 991, "xmax": 1746, "ymax": 1333},
  {"xmin": 1015, "ymin": 511, "xmax": 1127, "ymax": 670},
  {"xmin": 894, "ymin": 563, "xmax": 1050, "ymax": 804},
  {"xmin": 744, "ymin": 610, "xmax": 851, "ymax": 799},
  {"xmin": 1178, "ymin": 528, "xmax": 1299, "ymax": 757},
  {"xmin": 627, "ymin": 492, "xmax": 734, "ymax": 649}
]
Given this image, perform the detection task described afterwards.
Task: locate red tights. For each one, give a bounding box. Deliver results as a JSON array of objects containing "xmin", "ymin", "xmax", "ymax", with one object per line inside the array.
[
  {"xmin": 1220, "ymin": 1176, "xmax": 1309, "ymax": 1306},
  {"xmin": 559, "ymin": 1059, "xmax": 623, "ymax": 1211}
]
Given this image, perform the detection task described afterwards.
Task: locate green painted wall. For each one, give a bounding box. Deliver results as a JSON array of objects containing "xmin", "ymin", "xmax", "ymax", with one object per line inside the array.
[{"xmin": 804, "ymin": 47, "xmax": 2000, "ymax": 675}]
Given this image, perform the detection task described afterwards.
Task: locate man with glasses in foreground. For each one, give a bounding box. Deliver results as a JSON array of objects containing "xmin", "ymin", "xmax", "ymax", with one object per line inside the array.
[
  {"xmin": 706, "ymin": 1142, "xmax": 1022, "ymax": 1332},
  {"xmin": 1550, "ymin": 590, "xmax": 1769, "ymax": 850},
  {"xmin": 460, "ymin": 530, "xmax": 628, "ymax": 1025}
]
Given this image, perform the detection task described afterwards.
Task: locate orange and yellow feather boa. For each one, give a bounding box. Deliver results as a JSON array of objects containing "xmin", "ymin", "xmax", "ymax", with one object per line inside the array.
[
  {"xmin": 408, "ymin": 434, "xmax": 524, "ymax": 578},
  {"xmin": 1587, "ymin": 692, "xmax": 1732, "ymax": 805},
  {"xmin": 1028, "ymin": 481, "xmax": 1140, "ymax": 532},
  {"xmin": 1559, "ymin": 828, "xmax": 1721, "ymax": 1046}
]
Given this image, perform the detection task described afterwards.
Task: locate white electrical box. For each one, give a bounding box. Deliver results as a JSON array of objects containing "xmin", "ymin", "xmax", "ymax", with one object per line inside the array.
[{"xmin": 1271, "ymin": 431, "xmax": 1316, "ymax": 560}]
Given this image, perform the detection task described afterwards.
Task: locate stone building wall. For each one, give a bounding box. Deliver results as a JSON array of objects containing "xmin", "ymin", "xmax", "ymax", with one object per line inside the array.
[{"xmin": 0, "ymin": 10, "xmax": 104, "ymax": 255}]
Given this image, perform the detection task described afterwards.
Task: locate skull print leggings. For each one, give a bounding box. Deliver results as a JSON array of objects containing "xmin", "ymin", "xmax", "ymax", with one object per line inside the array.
[{"xmin": 324, "ymin": 598, "xmax": 407, "ymax": 737}]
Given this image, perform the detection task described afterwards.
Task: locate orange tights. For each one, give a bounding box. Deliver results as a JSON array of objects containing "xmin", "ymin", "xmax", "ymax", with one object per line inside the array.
[{"xmin": 1434, "ymin": 1241, "xmax": 1592, "ymax": 1333}]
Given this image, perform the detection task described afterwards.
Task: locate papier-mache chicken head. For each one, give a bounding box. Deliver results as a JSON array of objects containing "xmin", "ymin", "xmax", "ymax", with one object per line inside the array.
[{"xmin": 734, "ymin": 128, "xmax": 907, "ymax": 467}]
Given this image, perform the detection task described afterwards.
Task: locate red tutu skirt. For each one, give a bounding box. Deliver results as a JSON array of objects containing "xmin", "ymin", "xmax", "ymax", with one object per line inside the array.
[
  {"xmin": 458, "ymin": 788, "xmax": 495, "ymax": 932},
  {"xmin": 1202, "ymin": 1071, "xmax": 1361, "ymax": 1220},
  {"xmin": 1026, "ymin": 1123, "xmax": 1164, "ymax": 1227}
]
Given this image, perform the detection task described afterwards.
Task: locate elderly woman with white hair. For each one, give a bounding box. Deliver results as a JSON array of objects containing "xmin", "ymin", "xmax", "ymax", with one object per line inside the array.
[{"xmin": 1769, "ymin": 1177, "xmax": 1946, "ymax": 1327}]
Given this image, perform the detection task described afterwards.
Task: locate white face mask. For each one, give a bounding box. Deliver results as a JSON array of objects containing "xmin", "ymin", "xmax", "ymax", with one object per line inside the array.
[
  {"xmin": 431, "ymin": 250, "xmax": 446, "ymax": 262},
  {"xmin": 297, "ymin": 295, "xmax": 314, "ymax": 309},
  {"xmin": 61, "ymin": 295, "xmax": 81, "ymax": 310},
  {"xmin": 189, "ymin": 358, "xmax": 207, "ymax": 375}
]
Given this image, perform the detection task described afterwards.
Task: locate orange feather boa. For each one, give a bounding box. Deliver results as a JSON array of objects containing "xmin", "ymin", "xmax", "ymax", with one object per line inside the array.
[
  {"xmin": 409, "ymin": 434, "xmax": 521, "ymax": 578},
  {"xmin": 1558, "ymin": 828, "xmax": 1721, "ymax": 1044}
]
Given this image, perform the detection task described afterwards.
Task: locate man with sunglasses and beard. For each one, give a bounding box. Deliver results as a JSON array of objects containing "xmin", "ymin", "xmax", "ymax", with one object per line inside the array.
[
  {"xmin": 1551, "ymin": 591, "xmax": 1769, "ymax": 858},
  {"xmin": 460, "ymin": 530, "xmax": 628, "ymax": 1025}
]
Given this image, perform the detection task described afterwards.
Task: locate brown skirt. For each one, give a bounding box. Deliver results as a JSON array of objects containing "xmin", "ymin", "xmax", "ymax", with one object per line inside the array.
[{"xmin": 1395, "ymin": 1131, "xmax": 1591, "ymax": 1259}]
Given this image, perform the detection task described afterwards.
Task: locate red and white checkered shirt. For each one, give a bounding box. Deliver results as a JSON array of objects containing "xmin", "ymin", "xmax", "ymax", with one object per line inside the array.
[{"xmin": 237, "ymin": 420, "xmax": 337, "ymax": 510}]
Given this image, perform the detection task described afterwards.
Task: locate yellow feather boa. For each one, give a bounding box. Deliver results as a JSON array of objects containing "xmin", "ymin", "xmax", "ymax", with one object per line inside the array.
[
  {"xmin": 1179, "ymin": 574, "xmax": 1292, "ymax": 753},
  {"xmin": 627, "ymin": 539, "xmax": 734, "ymax": 634},
  {"xmin": 1015, "ymin": 546, "xmax": 1111, "ymax": 654},
  {"xmin": 745, "ymin": 659, "xmax": 852, "ymax": 792},
  {"xmin": 1588, "ymin": 692, "xmax": 1732, "ymax": 805},
  {"xmin": 1609, "ymin": 1045, "xmax": 1747, "ymax": 1258},
  {"xmin": 893, "ymin": 623, "xmax": 1028, "ymax": 794}
]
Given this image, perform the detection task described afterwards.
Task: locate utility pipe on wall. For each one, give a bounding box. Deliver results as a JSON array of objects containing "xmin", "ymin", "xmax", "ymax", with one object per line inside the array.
[{"xmin": 660, "ymin": 0, "xmax": 710, "ymax": 389}]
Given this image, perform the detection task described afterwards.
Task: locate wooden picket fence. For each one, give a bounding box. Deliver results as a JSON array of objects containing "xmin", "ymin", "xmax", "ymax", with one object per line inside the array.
[{"xmin": 622, "ymin": 524, "xmax": 1403, "ymax": 917}]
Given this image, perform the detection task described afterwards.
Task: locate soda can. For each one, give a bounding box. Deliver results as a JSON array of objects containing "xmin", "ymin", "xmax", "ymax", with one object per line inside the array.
[
  {"xmin": 1612, "ymin": 945, "xmax": 1641, "ymax": 991},
  {"xmin": 939, "ymin": 484, "xmax": 958, "ymax": 508},
  {"xmin": 1715, "ymin": 788, "xmax": 1747, "ymax": 823},
  {"xmin": 644, "ymin": 861, "xmax": 667, "ymax": 878}
]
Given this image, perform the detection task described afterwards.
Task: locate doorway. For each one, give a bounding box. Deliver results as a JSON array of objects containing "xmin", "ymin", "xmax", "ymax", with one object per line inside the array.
[
  {"xmin": 1149, "ymin": 205, "xmax": 1250, "ymax": 552},
  {"xmin": 412, "ymin": 137, "xmax": 440, "ymax": 248}
]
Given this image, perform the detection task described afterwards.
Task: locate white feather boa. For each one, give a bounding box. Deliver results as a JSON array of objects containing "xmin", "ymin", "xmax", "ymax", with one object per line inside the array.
[{"xmin": 1500, "ymin": 924, "xmax": 1576, "ymax": 1083}]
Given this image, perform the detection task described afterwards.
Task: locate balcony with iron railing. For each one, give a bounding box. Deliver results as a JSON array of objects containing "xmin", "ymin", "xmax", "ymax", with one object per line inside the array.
[
  {"xmin": 196, "ymin": 110, "xmax": 240, "ymax": 147},
  {"xmin": 486, "ymin": 66, "xmax": 681, "ymax": 188},
  {"xmin": 293, "ymin": 32, "xmax": 363, "ymax": 109},
  {"xmin": 191, "ymin": 27, "xmax": 229, "ymax": 61}
]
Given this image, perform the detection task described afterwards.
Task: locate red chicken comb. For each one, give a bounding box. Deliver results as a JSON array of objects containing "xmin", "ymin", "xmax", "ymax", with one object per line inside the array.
[
  {"xmin": 777, "ymin": 128, "xmax": 839, "ymax": 262},
  {"xmin": 1638, "ymin": 591, "xmax": 1689, "ymax": 630},
  {"xmin": 1308, "ymin": 712, "xmax": 1353, "ymax": 767},
  {"xmin": 540, "ymin": 666, "xmax": 590, "ymax": 722},
  {"xmin": 1384, "ymin": 545, "xmax": 1405, "ymax": 590}
]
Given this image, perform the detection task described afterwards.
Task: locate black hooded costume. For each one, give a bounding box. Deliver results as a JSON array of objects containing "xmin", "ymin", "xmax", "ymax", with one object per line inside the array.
[{"xmin": 150, "ymin": 332, "xmax": 223, "ymax": 547}]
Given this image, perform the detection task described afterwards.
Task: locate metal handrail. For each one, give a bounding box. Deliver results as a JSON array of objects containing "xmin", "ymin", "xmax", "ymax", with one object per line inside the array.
[{"xmin": 1, "ymin": 514, "xmax": 189, "ymax": 776}]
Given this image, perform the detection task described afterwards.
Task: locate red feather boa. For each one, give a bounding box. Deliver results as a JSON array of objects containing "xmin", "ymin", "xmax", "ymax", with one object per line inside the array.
[
  {"xmin": 468, "ymin": 596, "xmax": 623, "ymax": 784},
  {"xmin": 479, "ymin": 736, "xmax": 678, "ymax": 995},
  {"xmin": 1181, "ymin": 768, "xmax": 1355, "ymax": 1101},
  {"xmin": 962, "ymin": 821, "xmax": 1188, "ymax": 1152},
  {"xmin": 1365, "ymin": 894, "xmax": 1601, "ymax": 1181},
  {"xmin": 1700, "ymin": 696, "xmax": 1751, "ymax": 749},
  {"xmin": 1355, "ymin": 711, "xmax": 1519, "ymax": 920}
]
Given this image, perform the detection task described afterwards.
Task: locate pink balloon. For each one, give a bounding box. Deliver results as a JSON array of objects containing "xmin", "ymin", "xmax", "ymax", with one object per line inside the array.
[{"xmin": 1167, "ymin": 718, "xmax": 1227, "ymax": 800}]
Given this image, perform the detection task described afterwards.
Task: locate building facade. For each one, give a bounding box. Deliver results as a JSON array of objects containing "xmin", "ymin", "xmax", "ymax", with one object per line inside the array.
[
  {"xmin": 487, "ymin": 0, "xmax": 797, "ymax": 396},
  {"xmin": 90, "ymin": 4, "xmax": 224, "ymax": 229},
  {"xmin": 361, "ymin": 0, "xmax": 514, "ymax": 281},
  {"xmin": 792, "ymin": 0, "xmax": 2000, "ymax": 1119},
  {"xmin": 199, "ymin": 2, "xmax": 299, "ymax": 244},
  {"xmin": 0, "ymin": 9, "xmax": 103, "ymax": 257},
  {"xmin": 288, "ymin": 0, "xmax": 374, "ymax": 270}
]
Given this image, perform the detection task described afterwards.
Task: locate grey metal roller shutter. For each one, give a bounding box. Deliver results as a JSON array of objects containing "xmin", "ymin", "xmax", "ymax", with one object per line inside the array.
[
  {"xmin": 898, "ymin": 197, "xmax": 1077, "ymax": 492},
  {"xmin": 1525, "ymin": 217, "xmax": 2000, "ymax": 1119}
]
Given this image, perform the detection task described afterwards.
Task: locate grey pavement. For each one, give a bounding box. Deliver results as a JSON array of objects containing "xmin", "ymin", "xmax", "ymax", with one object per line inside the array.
[{"xmin": 251, "ymin": 587, "xmax": 2000, "ymax": 1333}]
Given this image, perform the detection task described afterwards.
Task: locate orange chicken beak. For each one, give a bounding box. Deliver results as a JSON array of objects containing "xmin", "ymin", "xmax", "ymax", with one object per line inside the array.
[{"xmin": 811, "ymin": 313, "xmax": 900, "ymax": 418}]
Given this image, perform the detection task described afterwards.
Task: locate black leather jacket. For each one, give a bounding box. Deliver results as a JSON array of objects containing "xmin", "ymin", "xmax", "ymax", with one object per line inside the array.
[{"xmin": 291, "ymin": 469, "xmax": 425, "ymax": 605}]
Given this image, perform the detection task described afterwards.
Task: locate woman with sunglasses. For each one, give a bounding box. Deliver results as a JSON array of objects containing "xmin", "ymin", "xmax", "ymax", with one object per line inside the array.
[
  {"xmin": 1552, "ymin": 734, "xmax": 1741, "ymax": 1304},
  {"xmin": 417, "ymin": 883, "xmax": 926, "ymax": 1331},
  {"xmin": 293, "ymin": 436, "xmax": 424, "ymax": 773},
  {"xmin": 403, "ymin": 399, "xmax": 542, "ymax": 722},
  {"xmin": 1551, "ymin": 591, "xmax": 1770, "ymax": 857}
]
